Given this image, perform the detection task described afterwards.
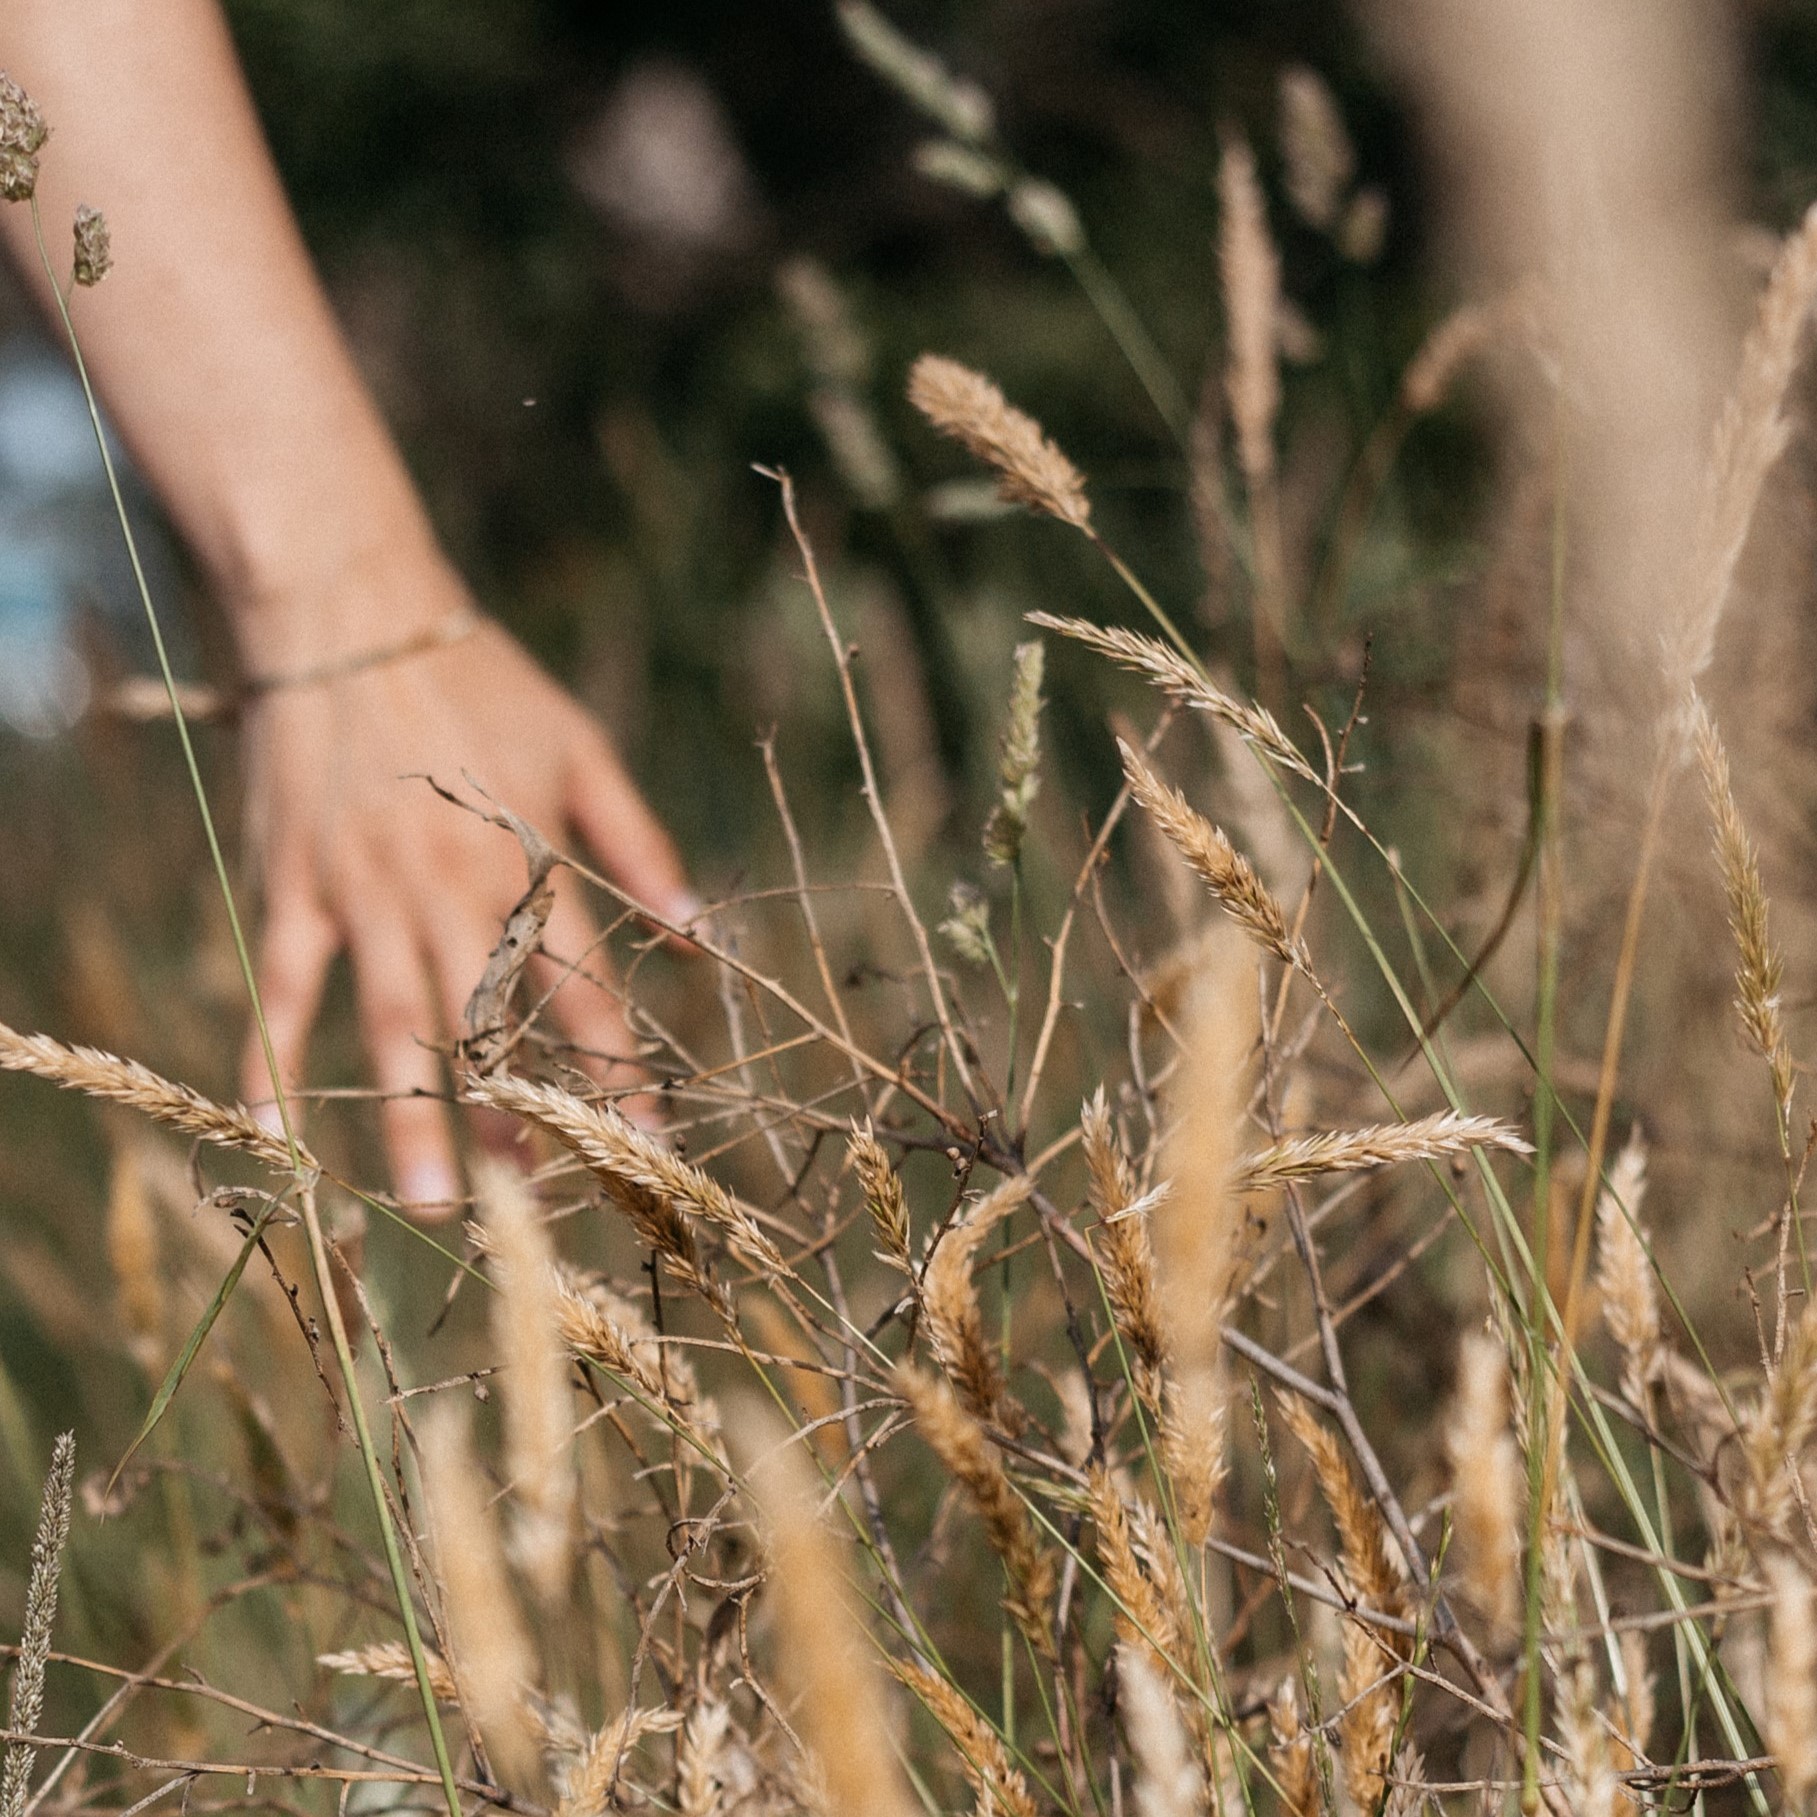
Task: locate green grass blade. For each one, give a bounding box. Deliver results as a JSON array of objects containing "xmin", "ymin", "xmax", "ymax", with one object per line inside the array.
[{"xmin": 105, "ymin": 1202, "xmax": 278, "ymax": 1497}]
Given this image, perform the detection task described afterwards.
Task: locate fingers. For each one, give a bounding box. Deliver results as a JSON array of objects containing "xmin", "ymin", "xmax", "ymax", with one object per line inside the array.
[
  {"xmin": 534, "ymin": 879, "xmax": 641, "ymax": 1082},
  {"xmin": 346, "ymin": 899, "xmax": 462, "ymax": 1222},
  {"xmin": 241, "ymin": 889, "xmax": 337, "ymax": 1137},
  {"xmin": 566, "ymin": 732, "xmax": 699, "ymax": 934}
]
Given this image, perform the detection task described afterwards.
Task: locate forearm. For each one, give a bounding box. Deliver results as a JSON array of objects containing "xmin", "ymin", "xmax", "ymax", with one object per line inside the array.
[{"xmin": 0, "ymin": 0, "xmax": 451, "ymax": 669}]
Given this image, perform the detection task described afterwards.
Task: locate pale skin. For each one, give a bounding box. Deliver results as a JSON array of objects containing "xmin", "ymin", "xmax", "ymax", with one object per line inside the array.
[{"xmin": 0, "ymin": 0, "xmax": 696, "ymax": 1218}]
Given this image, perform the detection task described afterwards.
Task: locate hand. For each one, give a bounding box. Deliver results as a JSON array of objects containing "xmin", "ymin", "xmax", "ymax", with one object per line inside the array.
[{"xmin": 236, "ymin": 552, "xmax": 695, "ymax": 1221}]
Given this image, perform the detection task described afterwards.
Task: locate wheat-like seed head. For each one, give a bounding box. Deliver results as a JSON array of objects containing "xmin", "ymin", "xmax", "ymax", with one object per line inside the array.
[
  {"xmin": 1088, "ymin": 1466, "xmax": 1182, "ymax": 1675},
  {"xmin": 0, "ymin": 1021, "xmax": 312, "ymax": 1173},
  {"xmin": 1765, "ymin": 1555, "xmax": 1817, "ymax": 1810},
  {"xmin": 1267, "ymin": 1679, "xmax": 1321, "ymax": 1817},
  {"xmin": 476, "ymin": 1158, "xmax": 577, "ymax": 1608},
  {"xmin": 1444, "ymin": 1329, "xmax": 1523, "ymax": 1636},
  {"xmin": 1396, "ymin": 287, "xmax": 1545, "ymax": 416},
  {"xmin": 676, "ymin": 1697, "xmax": 733, "ymax": 1817},
  {"xmin": 1119, "ymin": 742, "xmax": 1307, "ymax": 969},
  {"xmin": 418, "ymin": 1401, "xmax": 541, "ymax": 1793},
  {"xmin": 1593, "ymin": 1129, "xmax": 1661, "ymax": 1409},
  {"xmin": 550, "ymin": 1705, "xmax": 683, "ymax": 1817},
  {"xmin": 1119, "ymin": 1645, "xmax": 1206, "ymax": 1817},
  {"xmin": 0, "ymin": 1433, "xmax": 73, "ymax": 1817},
  {"xmin": 1159, "ymin": 1370, "xmax": 1228, "ymax": 1553},
  {"xmin": 1027, "ymin": 614, "xmax": 1317, "ymax": 780},
  {"xmin": 1740, "ymin": 1306, "xmax": 1817, "ymax": 1539},
  {"xmin": 1238, "ymin": 1112, "xmax": 1533, "ymax": 1194},
  {"xmin": 1333, "ymin": 1611, "xmax": 1398, "ymax": 1814},
  {"xmin": 745, "ymin": 1419, "xmax": 920, "ymax": 1817},
  {"xmin": 1555, "ymin": 1659, "xmax": 1619, "ymax": 1817},
  {"xmin": 1155, "ymin": 937, "xmax": 1255, "ymax": 1374},
  {"xmin": 848, "ymin": 1119, "xmax": 911, "ymax": 1270},
  {"xmin": 891, "ymin": 1658, "xmax": 1038, "ymax": 1817},
  {"xmin": 1612, "ymin": 1630, "xmax": 1655, "ymax": 1815},
  {"xmin": 1219, "ymin": 134, "xmax": 1281, "ymax": 489},
  {"xmin": 318, "ymin": 1641, "xmax": 459, "ymax": 1703},
  {"xmin": 1083, "ymin": 1091, "xmax": 1166, "ymax": 1414},
  {"xmin": 1151, "ymin": 937, "xmax": 1256, "ymax": 1544},
  {"xmin": 1692, "ymin": 695, "xmax": 1795, "ymax": 1119},
  {"xmin": 984, "ymin": 640, "xmax": 1046, "ymax": 866},
  {"xmin": 552, "ymin": 1272, "xmax": 664, "ymax": 1402},
  {"xmin": 921, "ymin": 1175, "xmax": 1031, "ymax": 1432},
  {"xmin": 896, "ymin": 1365, "xmax": 1054, "ymax": 1656},
  {"xmin": 1667, "ymin": 201, "xmax": 1817, "ymax": 720},
  {"xmin": 907, "ymin": 353, "xmax": 1092, "ymax": 529},
  {"xmin": 1277, "ymin": 1395, "xmax": 1408, "ymax": 1629},
  {"xmin": 465, "ymin": 1072, "xmax": 787, "ymax": 1312}
]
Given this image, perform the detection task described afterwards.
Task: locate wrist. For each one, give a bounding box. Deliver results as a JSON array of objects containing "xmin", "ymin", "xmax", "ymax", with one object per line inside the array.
[{"xmin": 220, "ymin": 517, "xmax": 471, "ymax": 677}]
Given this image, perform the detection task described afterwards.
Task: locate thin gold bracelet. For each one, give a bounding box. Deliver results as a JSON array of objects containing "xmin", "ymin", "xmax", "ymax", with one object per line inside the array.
[
  {"xmin": 242, "ymin": 606, "xmax": 484, "ymax": 695},
  {"xmin": 99, "ymin": 608, "xmax": 485, "ymax": 723}
]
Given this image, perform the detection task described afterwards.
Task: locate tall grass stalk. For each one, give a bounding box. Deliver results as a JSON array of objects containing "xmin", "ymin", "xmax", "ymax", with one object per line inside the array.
[{"xmin": 26, "ymin": 197, "xmax": 463, "ymax": 1817}]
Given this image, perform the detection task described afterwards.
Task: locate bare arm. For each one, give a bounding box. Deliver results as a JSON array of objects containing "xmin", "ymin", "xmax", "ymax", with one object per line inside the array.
[{"xmin": 0, "ymin": 0, "xmax": 693, "ymax": 1214}]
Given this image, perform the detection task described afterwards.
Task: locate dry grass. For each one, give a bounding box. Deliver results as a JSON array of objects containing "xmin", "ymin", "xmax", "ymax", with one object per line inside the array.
[{"xmin": 14, "ymin": 11, "xmax": 1817, "ymax": 1817}]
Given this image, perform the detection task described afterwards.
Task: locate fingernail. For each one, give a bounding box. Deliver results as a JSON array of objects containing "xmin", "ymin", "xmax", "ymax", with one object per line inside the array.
[
  {"xmin": 664, "ymin": 889, "xmax": 704, "ymax": 927},
  {"xmin": 400, "ymin": 1160, "xmax": 461, "ymax": 1217},
  {"xmin": 619, "ymin": 1089, "xmax": 670, "ymax": 1134},
  {"xmin": 252, "ymin": 1101, "xmax": 286, "ymax": 1139}
]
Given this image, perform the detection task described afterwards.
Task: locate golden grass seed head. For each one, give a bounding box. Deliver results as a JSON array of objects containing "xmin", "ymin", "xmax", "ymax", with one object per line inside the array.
[
  {"xmin": 1236, "ymin": 1111, "xmax": 1533, "ymax": 1194},
  {"xmin": 1119, "ymin": 1645, "xmax": 1206, "ymax": 1817},
  {"xmin": 0, "ymin": 1020, "xmax": 313, "ymax": 1173},
  {"xmin": 319, "ymin": 1641, "xmax": 459, "ymax": 1704},
  {"xmin": 1556, "ymin": 1659, "xmax": 1619, "ymax": 1817},
  {"xmin": 1741, "ymin": 1306, "xmax": 1817, "ymax": 1539},
  {"xmin": 1119, "ymin": 740, "xmax": 1307, "ymax": 969},
  {"xmin": 418, "ymin": 1401, "xmax": 541, "ymax": 1794},
  {"xmin": 984, "ymin": 640, "xmax": 1045, "ymax": 867},
  {"xmin": 1593, "ymin": 1128, "xmax": 1661, "ymax": 1409},
  {"xmin": 1766, "ymin": 1555, "xmax": 1817, "ymax": 1810},
  {"xmin": 550, "ymin": 1705, "xmax": 683, "ymax": 1817},
  {"xmin": 921, "ymin": 1175, "xmax": 1031, "ymax": 1432},
  {"xmin": 1083, "ymin": 1092, "xmax": 1167, "ymax": 1409},
  {"xmin": 476, "ymin": 1157, "xmax": 577, "ymax": 1608},
  {"xmin": 1028, "ymin": 613, "xmax": 1318, "ymax": 781},
  {"xmin": 104, "ymin": 1137, "xmax": 165, "ymax": 1376},
  {"xmin": 895, "ymin": 1365, "xmax": 1054, "ymax": 1656},
  {"xmin": 745, "ymin": 1416, "xmax": 920, "ymax": 1817},
  {"xmin": 1667, "ymin": 201, "xmax": 1817, "ymax": 721},
  {"xmin": 907, "ymin": 353, "xmax": 1092, "ymax": 529},
  {"xmin": 1267, "ymin": 1680, "xmax": 1320, "ymax": 1817},
  {"xmin": 891, "ymin": 1658, "xmax": 1038, "ymax": 1817},
  {"xmin": 1692, "ymin": 695, "xmax": 1795, "ymax": 1117},
  {"xmin": 1218, "ymin": 133, "xmax": 1282, "ymax": 488},
  {"xmin": 1277, "ymin": 1394, "xmax": 1408, "ymax": 1629},
  {"xmin": 1088, "ymin": 1465, "xmax": 1182, "ymax": 1674},
  {"xmin": 1444, "ymin": 1328, "xmax": 1523, "ymax": 1636},
  {"xmin": 676, "ymin": 1697, "xmax": 733, "ymax": 1817},
  {"xmin": 849, "ymin": 1119, "xmax": 911, "ymax": 1270}
]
